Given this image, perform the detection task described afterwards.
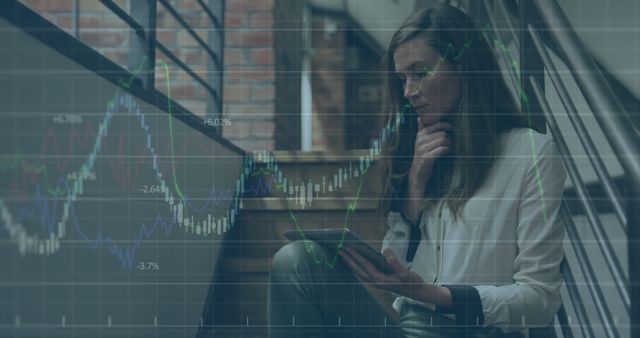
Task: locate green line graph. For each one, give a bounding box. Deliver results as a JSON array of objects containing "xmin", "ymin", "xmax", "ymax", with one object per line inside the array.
[{"xmin": 1, "ymin": 23, "xmax": 552, "ymax": 266}]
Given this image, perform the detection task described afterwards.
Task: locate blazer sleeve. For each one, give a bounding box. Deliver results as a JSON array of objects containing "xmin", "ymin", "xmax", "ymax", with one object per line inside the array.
[
  {"xmin": 474, "ymin": 136, "xmax": 567, "ymax": 332},
  {"xmin": 470, "ymin": 135, "xmax": 567, "ymax": 332}
]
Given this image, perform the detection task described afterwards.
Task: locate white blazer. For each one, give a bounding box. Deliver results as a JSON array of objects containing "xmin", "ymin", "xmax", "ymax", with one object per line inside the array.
[{"xmin": 382, "ymin": 127, "xmax": 568, "ymax": 334}]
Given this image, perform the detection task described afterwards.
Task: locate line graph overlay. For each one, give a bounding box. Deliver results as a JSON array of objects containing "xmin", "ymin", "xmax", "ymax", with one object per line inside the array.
[
  {"xmin": 0, "ymin": 17, "xmax": 244, "ymax": 334},
  {"xmin": 0, "ymin": 8, "xmax": 551, "ymax": 332}
]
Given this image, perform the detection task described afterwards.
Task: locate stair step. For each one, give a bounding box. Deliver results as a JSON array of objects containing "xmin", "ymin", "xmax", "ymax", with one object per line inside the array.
[
  {"xmin": 241, "ymin": 197, "xmax": 380, "ymax": 211},
  {"xmin": 210, "ymin": 150, "xmax": 395, "ymax": 335},
  {"xmin": 245, "ymin": 170, "xmax": 383, "ymax": 199},
  {"xmin": 255, "ymin": 150, "xmax": 372, "ymax": 164},
  {"xmin": 224, "ymin": 210, "xmax": 386, "ymax": 258},
  {"xmin": 233, "ymin": 208, "xmax": 386, "ymax": 239},
  {"xmin": 246, "ymin": 150, "xmax": 383, "ymax": 198}
]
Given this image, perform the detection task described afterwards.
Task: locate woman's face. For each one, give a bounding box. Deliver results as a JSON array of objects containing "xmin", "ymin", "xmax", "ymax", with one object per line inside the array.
[{"xmin": 393, "ymin": 37, "xmax": 461, "ymax": 126}]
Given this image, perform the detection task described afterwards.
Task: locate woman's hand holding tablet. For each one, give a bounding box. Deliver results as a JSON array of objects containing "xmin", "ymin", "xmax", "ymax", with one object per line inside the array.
[{"xmin": 283, "ymin": 228, "xmax": 394, "ymax": 274}]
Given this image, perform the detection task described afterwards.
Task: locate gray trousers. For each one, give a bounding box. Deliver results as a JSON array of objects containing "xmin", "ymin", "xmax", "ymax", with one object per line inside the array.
[{"xmin": 268, "ymin": 240, "xmax": 524, "ymax": 338}]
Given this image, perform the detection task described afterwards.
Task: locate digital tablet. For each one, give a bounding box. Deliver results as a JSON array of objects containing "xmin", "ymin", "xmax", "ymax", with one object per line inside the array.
[{"xmin": 283, "ymin": 228, "xmax": 394, "ymax": 274}]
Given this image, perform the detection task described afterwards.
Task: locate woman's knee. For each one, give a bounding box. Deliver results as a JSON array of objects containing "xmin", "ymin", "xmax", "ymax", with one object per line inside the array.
[{"xmin": 270, "ymin": 240, "xmax": 322, "ymax": 276}]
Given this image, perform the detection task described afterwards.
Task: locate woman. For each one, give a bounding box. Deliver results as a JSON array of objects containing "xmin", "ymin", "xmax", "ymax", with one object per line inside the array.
[{"xmin": 268, "ymin": 4, "xmax": 566, "ymax": 338}]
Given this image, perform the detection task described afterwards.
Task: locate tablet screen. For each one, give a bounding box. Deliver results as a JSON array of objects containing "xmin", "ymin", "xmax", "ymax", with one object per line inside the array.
[{"xmin": 283, "ymin": 229, "xmax": 393, "ymax": 274}]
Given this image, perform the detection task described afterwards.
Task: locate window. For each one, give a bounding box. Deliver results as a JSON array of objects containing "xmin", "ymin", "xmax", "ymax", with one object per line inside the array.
[{"xmin": 17, "ymin": 0, "xmax": 224, "ymax": 121}]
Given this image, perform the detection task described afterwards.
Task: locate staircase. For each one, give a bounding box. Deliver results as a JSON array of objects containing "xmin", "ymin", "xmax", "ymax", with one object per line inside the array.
[
  {"xmin": 204, "ymin": 0, "xmax": 640, "ymax": 336},
  {"xmin": 206, "ymin": 150, "xmax": 396, "ymax": 337},
  {"xmin": 462, "ymin": 0, "xmax": 640, "ymax": 337}
]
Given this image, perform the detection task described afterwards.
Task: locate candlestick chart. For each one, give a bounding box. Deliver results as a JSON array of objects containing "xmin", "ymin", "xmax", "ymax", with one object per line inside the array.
[
  {"xmin": 0, "ymin": 8, "xmax": 416, "ymax": 335},
  {"xmin": 0, "ymin": 17, "xmax": 247, "ymax": 336}
]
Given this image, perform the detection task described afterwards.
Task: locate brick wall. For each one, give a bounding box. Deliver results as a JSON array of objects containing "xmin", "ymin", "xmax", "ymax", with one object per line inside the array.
[
  {"xmin": 20, "ymin": 0, "xmax": 301, "ymax": 153},
  {"xmin": 18, "ymin": 0, "xmax": 213, "ymax": 119},
  {"xmin": 17, "ymin": 0, "xmax": 383, "ymax": 152},
  {"xmin": 77, "ymin": 0, "xmax": 130, "ymax": 73},
  {"xmin": 155, "ymin": 0, "xmax": 212, "ymax": 118},
  {"xmin": 222, "ymin": 0, "xmax": 302, "ymax": 151},
  {"xmin": 18, "ymin": 0, "xmax": 74, "ymax": 34},
  {"xmin": 221, "ymin": 0, "xmax": 276, "ymax": 151}
]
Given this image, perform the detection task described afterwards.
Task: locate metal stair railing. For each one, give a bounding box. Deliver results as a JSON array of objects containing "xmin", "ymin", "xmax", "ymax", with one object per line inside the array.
[
  {"xmin": 463, "ymin": 0, "xmax": 640, "ymax": 337},
  {"xmin": 535, "ymin": 80, "xmax": 622, "ymax": 338}
]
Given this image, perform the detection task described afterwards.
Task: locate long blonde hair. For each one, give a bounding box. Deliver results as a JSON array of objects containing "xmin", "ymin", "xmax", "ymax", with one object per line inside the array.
[{"xmin": 379, "ymin": 4, "xmax": 529, "ymax": 220}]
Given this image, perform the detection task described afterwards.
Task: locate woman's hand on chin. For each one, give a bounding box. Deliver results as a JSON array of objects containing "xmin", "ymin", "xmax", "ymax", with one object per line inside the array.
[{"xmin": 403, "ymin": 116, "xmax": 455, "ymax": 223}]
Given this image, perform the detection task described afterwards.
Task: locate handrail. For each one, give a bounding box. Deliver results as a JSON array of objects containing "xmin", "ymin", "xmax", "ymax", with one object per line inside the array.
[
  {"xmin": 555, "ymin": 304, "xmax": 574, "ymax": 338},
  {"xmin": 532, "ymin": 0, "xmax": 640, "ymax": 190},
  {"xmin": 527, "ymin": 24, "xmax": 627, "ymax": 230},
  {"xmin": 557, "ymin": 199, "xmax": 619, "ymax": 338},
  {"xmin": 158, "ymin": 0, "xmax": 222, "ymax": 71},
  {"xmin": 481, "ymin": 0, "xmax": 521, "ymax": 104},
  {"xmin": 196, "ymin": 0, "xmax": 222, "ymax": 31},
  {"xmin": 494, "ymin": 0, "xmax": 519, "ymax": 50},
  {"xmin": 0, "ymin": 0, "xmax": 243, "ymax": 156},
  {"xmin": 466, "ymin": 0, "xmax": 639, "ymax": 336},
  {"xmin": 529, "ymin": 2, "xmax": 639, "ymax": 336},
  {"xmin": 157, "ymin": 42, "xmax": 221, "ymax": 106},
  {"xmin": 488, "ymin": 0, "xmax": 640, "ymax": 134},
  {"xmin": 531, "ymin": 76, "xmax": 630, "ymax": 311},
  {"xmin": 559, "ymin": 259, "xmax": 595, "ymax": 338},
  {"xmin": 98, "ymin": 0, "xmax": 145, "ymax": 36}
]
